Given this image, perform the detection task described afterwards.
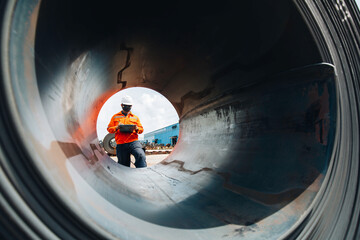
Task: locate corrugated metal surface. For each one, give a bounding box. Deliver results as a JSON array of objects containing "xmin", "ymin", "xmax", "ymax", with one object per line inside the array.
[{"xmin": 144, "ymin": 123, "xmax": 179, "ymax": 145}]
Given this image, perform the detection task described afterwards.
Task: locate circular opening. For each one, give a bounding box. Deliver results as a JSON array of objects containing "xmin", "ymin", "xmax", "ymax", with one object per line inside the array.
[{"xmin": 96, "ymin": 87, "xmax": 179, "ymax": 166}]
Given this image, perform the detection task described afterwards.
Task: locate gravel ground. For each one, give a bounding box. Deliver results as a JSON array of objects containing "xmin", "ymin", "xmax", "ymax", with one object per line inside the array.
[{"xmin": 110, "ymin": 154, "xmax": 169, "ymax": 168}]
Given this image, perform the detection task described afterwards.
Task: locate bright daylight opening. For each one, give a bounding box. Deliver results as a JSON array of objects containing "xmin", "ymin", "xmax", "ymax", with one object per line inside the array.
[{"xmin": 96, "ymin": 87, "xmax": 179, "ymax": 167}]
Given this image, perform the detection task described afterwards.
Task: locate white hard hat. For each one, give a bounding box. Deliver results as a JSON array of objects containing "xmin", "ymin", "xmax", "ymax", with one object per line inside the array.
[{"xmin": 121, "ymin": 95, "xmax": 134, "ymax": 105}]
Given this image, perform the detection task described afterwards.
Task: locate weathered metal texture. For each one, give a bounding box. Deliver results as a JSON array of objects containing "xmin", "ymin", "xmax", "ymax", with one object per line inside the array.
[{"xmin": 0, "ymin": 0, "xmax": 360, "ymax": 240}]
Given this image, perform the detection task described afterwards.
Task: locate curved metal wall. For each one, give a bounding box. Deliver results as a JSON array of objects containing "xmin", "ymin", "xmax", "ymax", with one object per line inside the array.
[{"xmin": 0, "ymin": 0, "xmax": 359, "ymax": 239}]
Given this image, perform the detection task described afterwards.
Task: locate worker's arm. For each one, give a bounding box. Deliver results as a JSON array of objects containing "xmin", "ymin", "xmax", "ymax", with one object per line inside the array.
[
  {"xmin": 135, "ymin": 118, "xmax": 144, "ymax": 134},
  {"xmin": 107, "ymin": 116, "xmax": 119, "ymax": 133}
]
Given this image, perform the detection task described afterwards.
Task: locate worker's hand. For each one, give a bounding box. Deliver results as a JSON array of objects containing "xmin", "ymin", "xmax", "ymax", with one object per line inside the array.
[
  {"xmin": 116, "ymin": 122, "xmax": 123, "ymax": 130},
  {"xmin": 135, "ymin": 125, "xmax": 139, "ymax": 132}
]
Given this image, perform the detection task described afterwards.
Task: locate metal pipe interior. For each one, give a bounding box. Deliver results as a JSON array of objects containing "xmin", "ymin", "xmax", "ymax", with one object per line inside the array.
[{"xmin": 3, "ymin": 0, "xmax": 337, "ymax": 239}]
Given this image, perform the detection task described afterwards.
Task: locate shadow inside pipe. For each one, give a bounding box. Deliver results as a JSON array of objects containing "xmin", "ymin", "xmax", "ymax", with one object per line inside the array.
[
  {"xmin": 52, "ymin": 64, "xmax": 336, "ymax": 229},
  {"xmin": 35, "ymin": 0, "xmax": 335, "ymax": 230},
  {"xmin": 148, "ymin": 64, "xmax": 336, "ymax": 228}
]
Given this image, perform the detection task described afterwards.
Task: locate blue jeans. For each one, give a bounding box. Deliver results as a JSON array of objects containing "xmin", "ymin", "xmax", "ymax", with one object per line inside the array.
[{"xmin": 116, "ymin": 141, "xmax": 147, "ymax": 168}]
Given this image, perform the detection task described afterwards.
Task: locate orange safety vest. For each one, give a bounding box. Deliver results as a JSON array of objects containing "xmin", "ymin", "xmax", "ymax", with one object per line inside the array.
[{"xmin": 107, "ymin": 111, "xmax": 144, "ymax": 144}]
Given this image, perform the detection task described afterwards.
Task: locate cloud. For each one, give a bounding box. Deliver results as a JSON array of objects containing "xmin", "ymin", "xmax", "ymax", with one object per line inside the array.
[{"xmin": 96, "ymin": 87, "xmax": 179, "ymax": 140}]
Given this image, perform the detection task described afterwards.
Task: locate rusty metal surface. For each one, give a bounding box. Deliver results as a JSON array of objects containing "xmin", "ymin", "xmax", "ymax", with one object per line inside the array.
[{"xmin": 0, "ymin": 0, "xmax": 360, "ymax": 239}]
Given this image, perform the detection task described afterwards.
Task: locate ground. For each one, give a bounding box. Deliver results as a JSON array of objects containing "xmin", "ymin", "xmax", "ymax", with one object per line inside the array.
[{"xmin": 110, "ymin": 154, "xmax": 169, "ymax": 168}]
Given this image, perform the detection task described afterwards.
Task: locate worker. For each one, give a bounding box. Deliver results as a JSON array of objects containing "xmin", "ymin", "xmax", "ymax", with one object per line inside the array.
[{"xmin": 107, "ymin": 95, "xmax": 147, "ymax": 168}]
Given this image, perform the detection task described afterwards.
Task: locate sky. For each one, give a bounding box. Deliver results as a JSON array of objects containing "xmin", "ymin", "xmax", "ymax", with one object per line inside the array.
[{"xmin": 96, "ymin": 87, "xmax": 179, "ymax": 140}]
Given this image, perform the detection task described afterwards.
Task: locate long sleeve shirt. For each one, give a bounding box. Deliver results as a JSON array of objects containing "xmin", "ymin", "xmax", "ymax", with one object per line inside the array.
[{"xmin": 107, "ymin": 111, "xmax": 144, "ymax": 144}]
